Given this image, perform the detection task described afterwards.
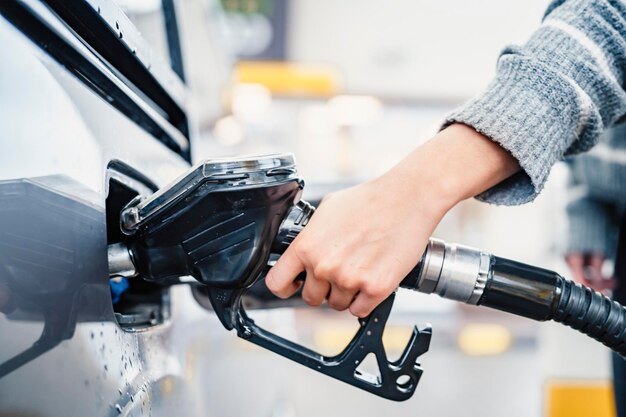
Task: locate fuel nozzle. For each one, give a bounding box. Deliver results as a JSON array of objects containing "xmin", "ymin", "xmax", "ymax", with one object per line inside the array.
[
  {"xmin": 107, "ymin": 154, "xmax": 432, "ymax": 402},
  {"xmin": 272, "ymin": 200, "xmax": 315, "ymax": 254}
]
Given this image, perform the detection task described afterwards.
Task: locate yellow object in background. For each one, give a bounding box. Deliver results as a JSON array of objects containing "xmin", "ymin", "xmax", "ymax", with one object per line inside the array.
[
  {"xmin": 235, "ymin": 61, "xmax": 341, "ymax": 97},
  {"xmin": 457, "ymin": 323, "xmax": 512, "ymax": 356},
  {"xmin": 313, "ymin": 325, "xmax": 413, "ymax": 357},
  {"xmin": 545, "ymin": 380, "xmax": 616, "ymax": 417}
]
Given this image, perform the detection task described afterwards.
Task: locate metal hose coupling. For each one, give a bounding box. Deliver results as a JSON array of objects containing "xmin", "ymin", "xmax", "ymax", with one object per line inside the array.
[
  {"xmin": 414, "ymin": 239, "xmax": 491, "ymax": 305},
  {"xmin": 411, "ymin": 239, "xmax": 626, "ymax": 356}
]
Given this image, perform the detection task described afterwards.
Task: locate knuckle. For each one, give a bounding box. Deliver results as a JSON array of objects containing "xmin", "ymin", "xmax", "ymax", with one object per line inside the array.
[
  {"xmin": 363, "ymin": 278, "xmax": 395, "ymax": 297},
  {"xmin": 313, "ymin": 260, "xmax": 338, "ymax": 280},
  {"xmin": 334, "ymin": 264, "xmax": 363, "ymax": 287},
  {"xmin": 293, "ymin": 241, "xmax": 312, "ymax": 261},
  {"xmin": 362, "ymin": 279, "xmax": 384, "ymax": 296},
  {"xmin": 335, "ymin": 273, "xmax": 358, "ymax": 290}
]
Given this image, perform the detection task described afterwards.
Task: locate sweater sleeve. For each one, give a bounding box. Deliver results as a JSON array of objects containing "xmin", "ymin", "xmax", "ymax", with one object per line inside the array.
[
  {"xmin": 443, "ymin": 0, "xmax": 626, "ymax": 205},
  {"xmin": 566, "ymin": 185, "xmax": 616, "ymax": 255}
]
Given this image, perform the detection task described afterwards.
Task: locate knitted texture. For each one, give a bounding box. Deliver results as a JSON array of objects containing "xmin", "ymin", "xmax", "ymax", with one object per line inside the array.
[
  {"xmin": 443, "ymin": 0, "xmax": 626, "ymax": 205},
  {"xmin": 565, "ymin": 184, "xmax": 616, "ymax": 254},
  {"xmin": 565, "ymin": 124, "xmax": 626, "ymax": 255}
]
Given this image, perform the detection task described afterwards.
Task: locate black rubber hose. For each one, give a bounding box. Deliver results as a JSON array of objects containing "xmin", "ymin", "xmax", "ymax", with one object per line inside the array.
[
  {"xmin": 478, "ymin": 256, "xmax": 626, "ymax": 356},
  {"xmin": 553, "ymin": 279, "xmax": 626, "ymax": 356}
]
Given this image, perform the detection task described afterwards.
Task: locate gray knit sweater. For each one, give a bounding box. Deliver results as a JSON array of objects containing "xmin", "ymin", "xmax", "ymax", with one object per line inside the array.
[
  {"xmin": 566, "ymin": 125, "xmax": 626, "ymax": 255},
  {"xmin": 444, "ymin": 0, "xmax": 626, "ymax": 255}
]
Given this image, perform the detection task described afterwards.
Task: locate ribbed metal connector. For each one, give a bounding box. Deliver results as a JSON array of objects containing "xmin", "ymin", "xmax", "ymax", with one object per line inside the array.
[
  {"xmin": 416, "ymin": 239, "xmax": 491, "ymax": 305},
  {"xmin": 467, "ymin": 252, "xmax": 491, "ymax": 305}
]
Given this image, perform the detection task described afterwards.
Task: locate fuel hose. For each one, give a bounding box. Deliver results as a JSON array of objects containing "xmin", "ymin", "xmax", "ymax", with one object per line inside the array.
[{"xmin": 407, "ymin": 239, "xmax": 626, "ymax": 356}]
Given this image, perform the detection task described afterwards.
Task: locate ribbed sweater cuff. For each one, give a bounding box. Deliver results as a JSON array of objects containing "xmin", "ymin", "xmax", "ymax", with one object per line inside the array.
[
  {"xmin": 442, "ymin": 54, "xmax": 582, "ymax": 205},
  {"xmin": 566, "ymin": 197, "xmax": 612, "ymax": 255}
]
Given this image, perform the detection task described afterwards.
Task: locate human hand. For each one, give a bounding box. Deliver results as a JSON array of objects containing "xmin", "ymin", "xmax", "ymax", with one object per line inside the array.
[
  {"xmin": 565, "ymin": 252, "xmax": 616, "ymax": 293},
  {"xmin": 266, "ymin": 124, "xmax": 520, "ymax": 317},
  {"xmin": 266, "ymin": 176, "xmax": 445, "ymax": 318}
]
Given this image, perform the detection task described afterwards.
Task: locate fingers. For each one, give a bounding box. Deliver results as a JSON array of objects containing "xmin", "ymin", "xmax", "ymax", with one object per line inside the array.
[
  {"xmin": 266, "ymin": 247, "xmax": 306, "ymax": 299},
  {"xmin": 301, "ymin": 276, "xmax": 331, "ymax": 307},
  {"xmin": 349, "ymin": 291, "xmax": 388, "ymax": 318},
  {"xmin": 327, "ymin": 286, "xmax": 356, "ymax": 311},
  {"xmin": 269, "ymin": 246, "xmax": 396, "ymax": 316}
]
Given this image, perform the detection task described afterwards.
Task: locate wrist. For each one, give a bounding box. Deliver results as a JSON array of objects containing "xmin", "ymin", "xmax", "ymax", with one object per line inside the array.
[
  {"xmin": 396, "ymin": 123, "xmax": 519, "ymax": 206},
  {"xmin": 369, "ymin": 163, "xmax": 456, "ymax": 228}
]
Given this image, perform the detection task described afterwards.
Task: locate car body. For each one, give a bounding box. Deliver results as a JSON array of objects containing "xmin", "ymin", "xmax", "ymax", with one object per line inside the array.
[{"xmin": 0, "ymin": 1, "xmax": 253, "ymax": 415}]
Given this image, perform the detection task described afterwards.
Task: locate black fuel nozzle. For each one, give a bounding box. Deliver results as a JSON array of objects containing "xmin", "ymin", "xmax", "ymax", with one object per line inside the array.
[
  {"xmin": 272, "ymin": 200, "xmax": 315, "ymax": 254},
  {"xmin": 108, "ymin": 154, "xmax": 431, "ymax": 402}
]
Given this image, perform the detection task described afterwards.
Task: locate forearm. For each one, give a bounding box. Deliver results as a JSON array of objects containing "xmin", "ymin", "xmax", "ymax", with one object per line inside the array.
[
  {"xmin": 376, "ymin": 123, "xmax": 520, "ymax": 216},
  {"xmin": 444, "ymin": 0, "xmax": 626, "ymax": 205}
]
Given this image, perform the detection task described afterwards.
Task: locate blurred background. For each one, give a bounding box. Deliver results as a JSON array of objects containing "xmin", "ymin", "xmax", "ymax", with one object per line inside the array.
[{"xmin": 179, "ymin": 0, "xmax": 615, "ymax": 416}]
